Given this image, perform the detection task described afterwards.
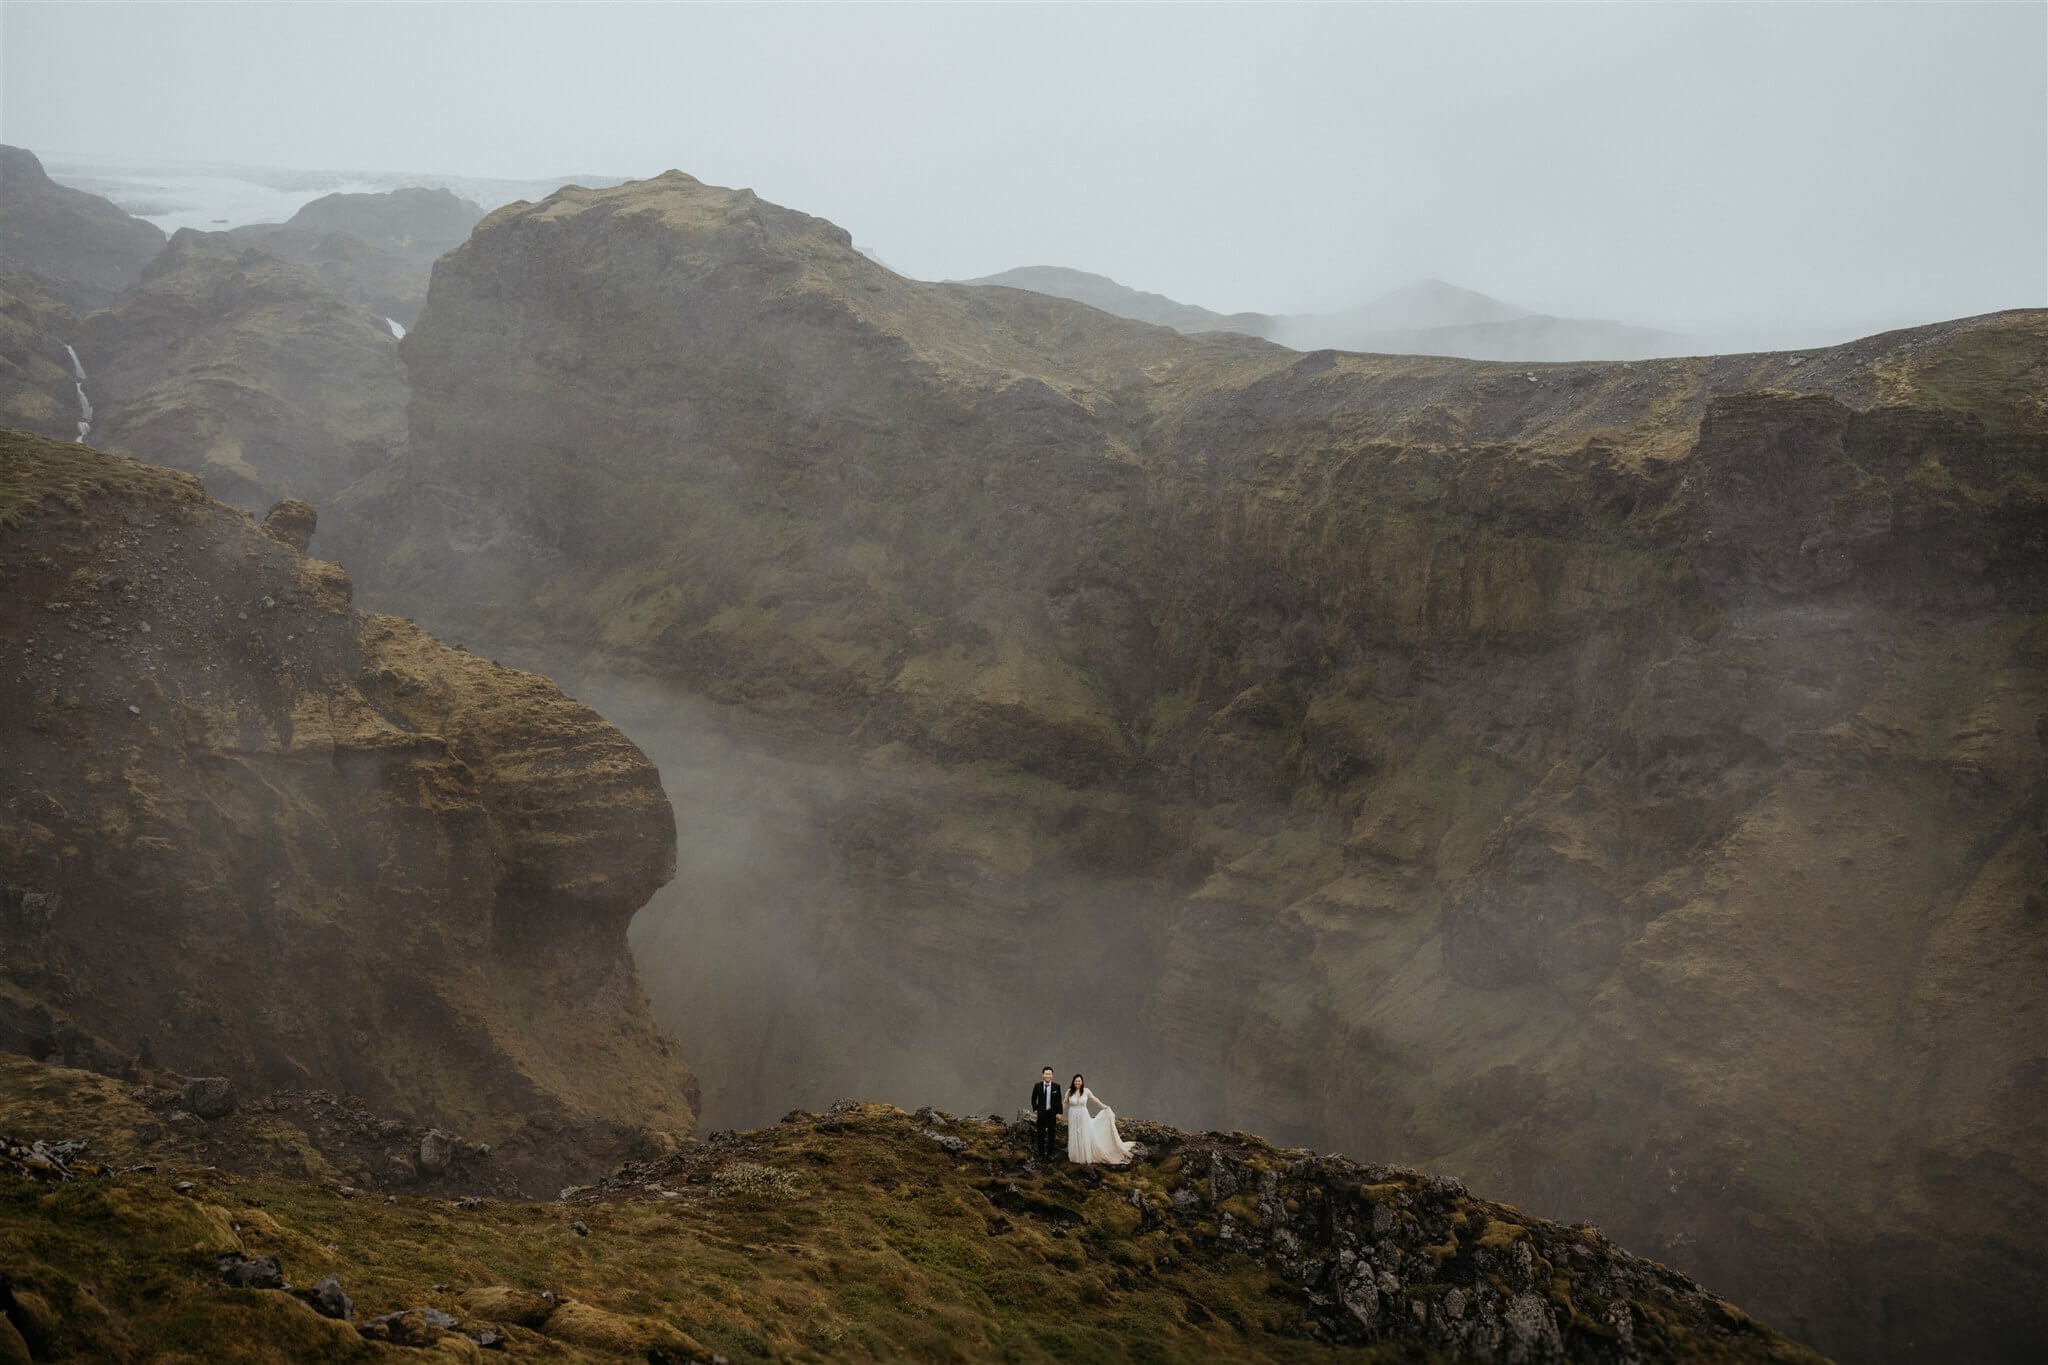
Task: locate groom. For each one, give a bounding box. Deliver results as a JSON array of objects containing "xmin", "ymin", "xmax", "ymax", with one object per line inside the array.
[{"xmin": 1029, "ymin": 1065, "xmax": 1062, "ymax": 1160}]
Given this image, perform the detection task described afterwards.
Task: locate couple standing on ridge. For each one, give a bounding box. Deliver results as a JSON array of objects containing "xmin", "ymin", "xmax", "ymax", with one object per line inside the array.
[{"xmin": 1029, "ymin": 1066, "xmax": 1136, "ymax": 1165}]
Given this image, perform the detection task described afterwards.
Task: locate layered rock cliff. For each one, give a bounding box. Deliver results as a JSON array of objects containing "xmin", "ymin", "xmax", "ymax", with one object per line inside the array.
[
  {"xmin": 0, "ymin": 429, "xmax": 694, "ymax": 1190},
  {"xmin": 336, "ymin": 171, "xmax": 2047, "ymax": 1363}
]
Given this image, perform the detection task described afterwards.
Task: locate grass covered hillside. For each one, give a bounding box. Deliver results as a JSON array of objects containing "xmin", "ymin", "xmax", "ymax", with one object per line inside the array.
[{"xmin": 0, "ymin": 1053, "xmax": 1819, "ymax": 1363}]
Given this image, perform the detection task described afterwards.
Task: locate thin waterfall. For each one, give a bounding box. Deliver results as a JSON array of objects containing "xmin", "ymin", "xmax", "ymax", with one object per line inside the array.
[{"xmin": 65, "ymin": 343, "xmax": 92, "ymax": 442}]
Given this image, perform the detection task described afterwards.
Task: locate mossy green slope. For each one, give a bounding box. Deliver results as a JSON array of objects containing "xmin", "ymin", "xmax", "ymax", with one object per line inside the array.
[{"xmin": 0, "ymin": 1054, "xmax": 1820, "ymax": 1363}]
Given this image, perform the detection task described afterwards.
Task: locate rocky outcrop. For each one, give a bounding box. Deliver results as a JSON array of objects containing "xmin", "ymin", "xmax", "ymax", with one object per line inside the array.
[
  {"xmin": 0, "ymin": 145, "xmax": 164, "ymax": 309},
  {"xmin": 72, "ymin": 229, "xmax": 406, "ymax": 515},
  {"xmin": 334, "ymin": 172, "xmax": 2045, "ymax": 1362},
  {"xmin": 0, "ymin": 429, "xmax": 693, "ymax": 1191}
]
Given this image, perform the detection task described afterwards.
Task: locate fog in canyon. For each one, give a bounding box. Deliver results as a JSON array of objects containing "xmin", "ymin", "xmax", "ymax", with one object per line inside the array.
[{"xmin": 2, "ymin": 5, "xmax": 2045, "ymax": 1363}]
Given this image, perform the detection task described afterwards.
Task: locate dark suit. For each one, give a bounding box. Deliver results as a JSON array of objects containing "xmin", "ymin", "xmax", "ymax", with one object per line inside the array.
[{"xmin": 1029, "ymin": 1079, "xmax": 1062, "ymax": 1159}]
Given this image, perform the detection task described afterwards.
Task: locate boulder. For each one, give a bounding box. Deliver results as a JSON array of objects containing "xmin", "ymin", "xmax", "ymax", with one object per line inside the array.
[{"xmin": 179, "ymin": 1077, "xmax": 236, "ymax": 1121}]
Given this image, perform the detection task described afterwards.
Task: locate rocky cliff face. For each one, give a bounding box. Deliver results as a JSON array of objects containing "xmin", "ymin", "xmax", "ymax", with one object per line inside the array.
[
  {"xmin": 72, "ymin": 229, "xmax": 407, "ymax": 514},
  {"xmin": 334, "ymin": 171, "xmax": 2048, "ymax": 1363},
  {"xmin": 0, "ymin": 429, "xmax": 694, "ymax": 1190},
  {"xmin": 0, "ymin": 146, "xmax": 165, "ymax": 309}
]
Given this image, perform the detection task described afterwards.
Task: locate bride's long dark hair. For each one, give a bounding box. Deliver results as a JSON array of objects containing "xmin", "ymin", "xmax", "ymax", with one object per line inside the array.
[{"xmin": 1068, "ymin": 1073, "xmax": 1085, "ymax": 1097}]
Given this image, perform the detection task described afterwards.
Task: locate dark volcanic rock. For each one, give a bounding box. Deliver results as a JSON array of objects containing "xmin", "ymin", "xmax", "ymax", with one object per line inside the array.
[
  {"xmin": 178, "ymin": 1077, "xmax": 236, "ymax": 1121},
  {"xmin": 217, "ymin": 1253, "xmax": 284, "ymax": 1290},
  {"xmin": 304, "ymin": 1274, "xmax": 353, "ymax": 1321}
]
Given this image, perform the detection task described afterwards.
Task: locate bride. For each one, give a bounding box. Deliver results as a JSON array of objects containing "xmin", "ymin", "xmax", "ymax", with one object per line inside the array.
[{"xmin": 1065, "ymin": 1073, "xmax": 1136, "ymax": 1165}]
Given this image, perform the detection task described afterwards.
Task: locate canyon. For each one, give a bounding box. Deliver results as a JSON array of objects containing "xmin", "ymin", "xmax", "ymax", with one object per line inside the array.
[
  {"xmin": 336, "ymin": 174, "xmax": 2045, "ymax": 1363},
  {"xmin": 0, "ymin": 156, "xmax": 2042, "ymax": 1362}
]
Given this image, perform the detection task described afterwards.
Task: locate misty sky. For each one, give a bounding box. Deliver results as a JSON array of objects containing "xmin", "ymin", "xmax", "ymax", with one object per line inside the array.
[{"xmin": 3, "ymin": 2, "xmax": 2042, "ymax": 333}]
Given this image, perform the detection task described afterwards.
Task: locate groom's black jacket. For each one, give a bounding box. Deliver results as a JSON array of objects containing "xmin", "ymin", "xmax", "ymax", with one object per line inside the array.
[{"xmin": 1030, "ymin": 1081, "xmax": 1062, "ymax": 1117}]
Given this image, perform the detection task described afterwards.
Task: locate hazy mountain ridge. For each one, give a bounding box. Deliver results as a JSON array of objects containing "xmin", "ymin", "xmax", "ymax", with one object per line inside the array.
[
  {"xmin": 284, "ymin": 185, "xmax": 487, "ymax": 251},
  {"xmin": 962, "ymin": 264, "xmax": 1278, "ymax": 335},
  {"xmin": 73, "ymin": 228, "xmax": 409, "ymax": 513},
  {"xmin": 326, "ymin": 170, "xmax": 2046, "ymax": 1362},
  {"xmin": 0, "ymin": 145, "xmax": 169, "ymax": 446},
  {"xmin": 963, "ymin": 264, "xmax": 1683, "ymax": 361},
  {"xmin": 222, "ymin": 186, "xmax": 488, "ymax": 326},
  {"xmin": 0, "ymin": 148, "xmax": 424, "ymax": 514},
  {"xmin": 0, "ymin": 146, "xmax": 165, "ymax": 310},
  {"xmin": 39, "ymin": 154, "xmax": 625, "ymax": 235},
  {"xmin": 0, "ymin": 146, "xmax": 439, "ymax": 517}
]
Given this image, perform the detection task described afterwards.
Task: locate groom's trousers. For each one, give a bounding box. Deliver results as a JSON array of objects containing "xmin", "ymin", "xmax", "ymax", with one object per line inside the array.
[{"xmin": 1034, "ymin": 1111, "xmax": 1057, "ymax": 1159}]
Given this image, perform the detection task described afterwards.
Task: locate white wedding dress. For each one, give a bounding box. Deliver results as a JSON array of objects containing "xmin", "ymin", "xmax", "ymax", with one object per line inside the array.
[{"xmin": 1065, "ymin": 1087, "xmax": 1136, "ymax": 1165}]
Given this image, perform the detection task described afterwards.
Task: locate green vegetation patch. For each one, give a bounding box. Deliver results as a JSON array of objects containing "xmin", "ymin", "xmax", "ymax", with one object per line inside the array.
[{"xmin": 0, "ymin": 427, "xmax": 206, "ymax": 530}]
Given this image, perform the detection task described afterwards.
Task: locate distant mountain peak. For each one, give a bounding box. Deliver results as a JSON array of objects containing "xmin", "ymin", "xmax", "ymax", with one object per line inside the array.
[
  {"xmin": 960, "ymin": 264, "xmax": 1273, "ymax": 336},
  {"xmin": 1340, "ymin": 278, "xmax": 1532, "ymax": 331},
  {"xmin": 955, "ymin": 262, "xmax": 1681, "ymax": 361}
]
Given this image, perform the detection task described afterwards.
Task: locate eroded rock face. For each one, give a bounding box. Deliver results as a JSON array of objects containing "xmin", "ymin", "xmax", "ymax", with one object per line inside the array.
[
  {"xmin": 338, "ymin": 172, "xmax": 2047, "ymax": 1361},
  {"xmin": 73, "ymin": 229, "xmax": 407, "ymax": 517},
  {"xmin": 0, "ymin": 429, "xmax": 693, "ymax": 1190},
  {"xmin": 0, "ymin": 145, "xmax": 165, "ymax": 308}
]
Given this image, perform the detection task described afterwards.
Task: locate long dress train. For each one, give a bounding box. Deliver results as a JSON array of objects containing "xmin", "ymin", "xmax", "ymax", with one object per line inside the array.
[{"xmin": 1065, "ymin": 1087, "xmax": 1136, "ymax": 1165}]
